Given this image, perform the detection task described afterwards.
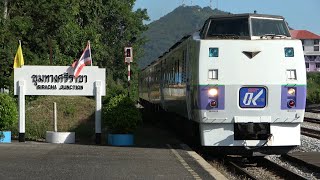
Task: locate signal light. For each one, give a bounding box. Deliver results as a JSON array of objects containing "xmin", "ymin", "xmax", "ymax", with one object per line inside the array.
[
  {"xmin": 126, "ymin": 48, "xmax": 131, "ymax": 57},
  {"xmin": 124, "ymin": 47, "xmax": 133, "ymax": 63}
]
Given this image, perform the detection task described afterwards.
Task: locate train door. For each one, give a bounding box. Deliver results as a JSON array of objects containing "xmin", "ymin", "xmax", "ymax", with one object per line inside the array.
[{"xmin": 186, "ymin": 43, "xmax": 192, "ymax": 120}]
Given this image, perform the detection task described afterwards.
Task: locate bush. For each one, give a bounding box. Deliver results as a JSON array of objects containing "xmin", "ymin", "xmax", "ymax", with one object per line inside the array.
[
  {"xmin": 307, "ymin": 89, "xmax": 320, "ymax": 104},
  {"xmin": 0, "ymin": 93, "xmax": 18, "ymax": 131},
  {"xmin": 102, "ymin": 94, "xmax": 142, "ymax": 134},
  {"xmin": 103, "ymin": 73, "xmax": 126, "ymax": 105},
  {"xmin": 307, "ymin": 72, "xmax": 320, "ymax": 104}
]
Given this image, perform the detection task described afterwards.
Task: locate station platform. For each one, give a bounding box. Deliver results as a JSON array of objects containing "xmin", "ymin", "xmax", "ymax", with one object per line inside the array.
[{"xmin": 0, "ymin": 119, "xmax": 227, "ymax": 179}]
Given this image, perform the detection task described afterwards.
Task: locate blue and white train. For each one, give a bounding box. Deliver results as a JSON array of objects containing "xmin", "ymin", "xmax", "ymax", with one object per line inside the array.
[{"xmin": 139, "ymin": 13, "xmax": 306, "ymax": 154}]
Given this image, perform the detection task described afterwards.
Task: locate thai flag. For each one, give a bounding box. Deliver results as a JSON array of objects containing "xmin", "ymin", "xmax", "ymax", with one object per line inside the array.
[{"xmin": 72, "ymin": 41, "xmax": 92, "ymax": 78}]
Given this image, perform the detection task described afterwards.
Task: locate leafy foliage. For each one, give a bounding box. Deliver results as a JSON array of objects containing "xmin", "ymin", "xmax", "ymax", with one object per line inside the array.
[
  {"xmin": 138, "ymin": 6, "xmax": 230, "ymax": 68},
  {"xmin": 0, "ymin": 0, "xmax": 149, "ymax": 100},
  {"xmin": 0, "ymin": 93, "xmax": 18, "ymax": 131},
  {"xmin": 103, "ymin": 94, "xmax": 142, "ymax": 134},
  {"xmin": 307, "ymin": 72, "xmax": 320, "ymax": 104}
]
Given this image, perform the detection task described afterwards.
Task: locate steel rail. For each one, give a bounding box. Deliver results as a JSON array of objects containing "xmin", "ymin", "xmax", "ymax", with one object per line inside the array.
[
  {"xmin": 225, "ymin": 158, "xmax": 258, "ymax": 180},
  {"xmin": 225, "ymin": 157, "xmax": 308, "ymax": 180},
  {"xmin": 282, "ymin": 154, "xmax": 320, "ymax": 174},
  {"xmin": 304, "ymin": 117, "xmax": 320, "ymax": 125},
  {"xmin": 301, "ymin": 127, "xmax": 320, "ymax": 139}
]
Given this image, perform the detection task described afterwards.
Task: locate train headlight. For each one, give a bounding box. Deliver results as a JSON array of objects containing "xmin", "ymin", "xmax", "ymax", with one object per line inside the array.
[
  {"xmin": 209, "ymin": 48, "xmax": 219, "ymax": 57},
  {"xmin": 287, "ymin": 88, "xmax": 296, "ymax": 96},
  {"xmin": 284, "ymin": 47, "xmax": 294, "ymax": 57},
  {"xmin": 208, "ymin": 88, "xmax": 218, "ymax": 97}
]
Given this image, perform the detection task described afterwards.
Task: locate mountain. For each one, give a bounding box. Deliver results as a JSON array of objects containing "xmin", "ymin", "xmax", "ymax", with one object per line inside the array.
[{"xmin": 138, "ymin": 6, "xmax": 230, "ymax": 68}]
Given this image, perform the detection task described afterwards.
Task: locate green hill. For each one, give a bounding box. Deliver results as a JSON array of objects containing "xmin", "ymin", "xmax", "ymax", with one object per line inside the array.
[{"xmin": 138, "ymin": 6, "xmax": 230, "ymax": 68}]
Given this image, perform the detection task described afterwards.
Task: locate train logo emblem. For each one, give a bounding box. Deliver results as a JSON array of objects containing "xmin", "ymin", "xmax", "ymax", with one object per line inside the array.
[{"xmin": 240, "ymin": 87, "xmax": 266, "ymax": 108}]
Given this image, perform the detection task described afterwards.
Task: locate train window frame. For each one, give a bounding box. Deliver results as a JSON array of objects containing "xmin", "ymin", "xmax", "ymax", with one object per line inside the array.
[
  {"xmin": 200, "ymin": 20, "xmax": 211, "ymax": 39},
  {"xmin": 250, "ymin": 17, "xmax": 291, "ymax": 38},
  {"xmin": 204, "ymin": 17, "xmax": 251, "ymax": 40}
]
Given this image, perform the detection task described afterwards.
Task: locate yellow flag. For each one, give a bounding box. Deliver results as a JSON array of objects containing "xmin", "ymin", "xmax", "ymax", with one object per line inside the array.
[{"xmin": 13, "ymin": 44, "xmax": 24, "ymax": 68}]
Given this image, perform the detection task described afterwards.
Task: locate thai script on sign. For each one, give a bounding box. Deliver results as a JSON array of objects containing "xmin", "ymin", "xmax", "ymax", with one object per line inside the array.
[{"xmin": 31, "ymin": 73, "xmax": 87, "ymax": 86}]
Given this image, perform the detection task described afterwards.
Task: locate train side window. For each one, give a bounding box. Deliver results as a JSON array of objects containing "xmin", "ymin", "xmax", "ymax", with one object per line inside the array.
[
  {"xmin": 286, "ymin": 69, "xmax": 296, "ymax": 80},
  {"xmin": 208, "ymin": 69, "xmax": 218, "ymax": 80}
]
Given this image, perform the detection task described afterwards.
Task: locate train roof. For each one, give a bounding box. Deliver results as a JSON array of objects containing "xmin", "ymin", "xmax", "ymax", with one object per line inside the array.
[
  {"xmin": 169, "ymin": 35, "xmax": 191, "ymax": 51},
  {"xmin": 141, "ymin": 13, "xmax": 287, "ymax": 71},
  {"xmin": 208, "ymin": 13, "xmax": 285, "ymax": 20}
]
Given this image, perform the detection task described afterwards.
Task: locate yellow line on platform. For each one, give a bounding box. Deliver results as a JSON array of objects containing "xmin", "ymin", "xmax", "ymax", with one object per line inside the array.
[{"xmin": 167, "ymin": 144, "xmax": 202, "ymax": 180}]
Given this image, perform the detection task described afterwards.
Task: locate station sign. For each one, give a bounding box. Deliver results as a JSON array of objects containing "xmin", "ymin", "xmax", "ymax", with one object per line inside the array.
[{"xmin": 14, "ymin": 66, "xmax": 106, "ymax": 96}]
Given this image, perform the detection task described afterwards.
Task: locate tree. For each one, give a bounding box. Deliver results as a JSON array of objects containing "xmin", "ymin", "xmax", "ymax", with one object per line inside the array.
[{"xmin": 0, "ymin": 0, "xmax": 149, "ymax": 100}]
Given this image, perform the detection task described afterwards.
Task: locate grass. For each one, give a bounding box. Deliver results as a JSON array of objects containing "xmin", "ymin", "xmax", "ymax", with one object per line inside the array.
[{"xmin": 18, "ymin": 96, "xmax": 96, "ymax": 142}]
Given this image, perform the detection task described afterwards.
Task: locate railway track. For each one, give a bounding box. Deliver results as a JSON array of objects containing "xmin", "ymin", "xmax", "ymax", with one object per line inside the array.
[
  {"xmin": 225, "ymin": 157, "xmax": 308, "ymax": 180},
  {"xmin": 304, "ymin": 117, "xmax": 320, "ymax": 124},
  {"xmin": 281, "ymin": 153, "xmax": 320, "ymax": 176},
  {"xmin": 301, "ymin": 127, "xmax": 320, "ymax": 139}
]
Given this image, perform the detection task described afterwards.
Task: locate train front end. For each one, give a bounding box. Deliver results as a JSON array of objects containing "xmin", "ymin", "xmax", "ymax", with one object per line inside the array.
[{"xmin": 195, "ymin": 14, "xmax": 306, "ymax": 152}]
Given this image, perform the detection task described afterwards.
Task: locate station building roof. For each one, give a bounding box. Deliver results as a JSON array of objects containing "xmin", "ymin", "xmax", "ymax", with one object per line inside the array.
[{"xmin": 290, "ymin": 30, "xmax": 320, "ymax": 40}]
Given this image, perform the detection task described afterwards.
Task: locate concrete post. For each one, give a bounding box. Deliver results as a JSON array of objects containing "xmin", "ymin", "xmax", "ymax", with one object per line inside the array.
[
  {"xmin": 18, "ymin": 80, "xmax": 25, "ymax": 142},
  {"xmin": 95, "ymin": 81, "xmax": 102, "ymax": 144},
  {"xmin": 54, "ymin": 102, "xmax": 57, "ymax": 132}
]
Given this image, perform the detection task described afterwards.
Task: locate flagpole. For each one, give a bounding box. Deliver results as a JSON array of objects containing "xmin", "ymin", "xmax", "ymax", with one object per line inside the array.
[{"xmin": 88, "ymin": 40, "xmax": 92, "ymax": 66}]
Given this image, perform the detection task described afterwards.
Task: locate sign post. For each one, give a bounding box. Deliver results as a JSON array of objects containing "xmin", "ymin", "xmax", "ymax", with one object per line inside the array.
[
  {"xmin": 124, "ymin": 47, "xmax": 133, "ymax": 97},
  {"xmin": 18, "ymin": 80, "xmax": 25, "ymax": 142},
  {"xmin": 14, "ymin": 66, "xmax": 106, "ymax": 144}
]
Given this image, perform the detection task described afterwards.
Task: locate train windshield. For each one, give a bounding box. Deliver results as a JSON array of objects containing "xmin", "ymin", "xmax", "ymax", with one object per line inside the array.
[
  {"xmin": 251, "ymin": 18, "xmax": 290, "ymax": 37},
  {"xmin": 206, "ymin": 18, "xmax": 249, "ymax": 38}
]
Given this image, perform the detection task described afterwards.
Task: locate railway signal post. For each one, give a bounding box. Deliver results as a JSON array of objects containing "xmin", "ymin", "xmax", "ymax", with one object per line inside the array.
[{"xmin": 124, "ymin": 46, "xmax": 133, "ymax": 97}]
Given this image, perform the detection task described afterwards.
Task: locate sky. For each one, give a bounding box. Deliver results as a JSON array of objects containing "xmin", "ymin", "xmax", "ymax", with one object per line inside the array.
[{"xmin": 134, "ymin": 0, "xmax": 320, "ymax": 35}]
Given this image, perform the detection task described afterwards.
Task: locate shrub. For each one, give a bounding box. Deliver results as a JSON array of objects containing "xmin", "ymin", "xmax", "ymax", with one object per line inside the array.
[
  {"xmin": 103, "ymin": 74, "xmax": 126, "ymax": 105},
  {"xmin": 307, "ymin": 72, "xmax": 320, "ymax": 104},
  {"xmin": 0, "ymin": 93, "xmax": 18, "ymax": 131},
  {"xmin": 102, "ymin": 94, "xmax": 142, "ymax": 134}
]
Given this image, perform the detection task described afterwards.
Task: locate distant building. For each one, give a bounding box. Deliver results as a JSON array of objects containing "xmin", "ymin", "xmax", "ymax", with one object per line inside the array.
[{"xmin": 290, "ymin": 30, "xmax": 320, "ymax": 72}]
